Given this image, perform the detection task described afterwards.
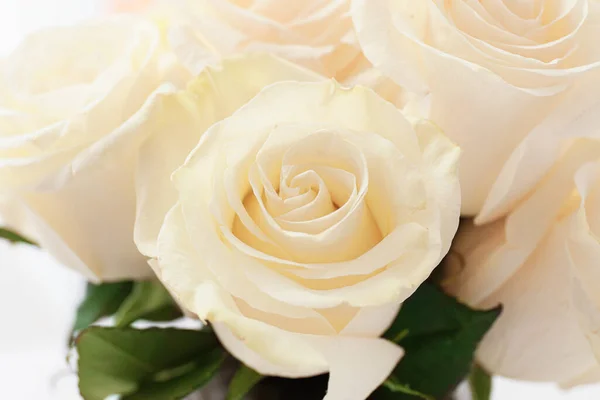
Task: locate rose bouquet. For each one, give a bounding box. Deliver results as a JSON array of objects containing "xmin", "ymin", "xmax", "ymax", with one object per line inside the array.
[{"xmin": 1, "ymin": 0, "xmax": 600, "ymax": 399}]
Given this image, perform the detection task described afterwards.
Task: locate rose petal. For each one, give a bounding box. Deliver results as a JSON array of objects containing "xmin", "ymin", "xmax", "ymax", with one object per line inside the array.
[
  {"xmin": 449, "ymin": 219, "xmax": 598, "ymax": 382},
  {"xmin": 201, "ymin": 283, "xmax": 403, "ymax": 400}
]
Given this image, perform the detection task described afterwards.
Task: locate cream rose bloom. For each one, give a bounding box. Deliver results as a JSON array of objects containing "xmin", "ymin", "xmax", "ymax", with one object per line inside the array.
[
  {"xmin": 352, "ymin": 0, "xmax": 600, "ymax": 216},
  {"xmin": 162, "ymin": 0, "xmax": 370, "ymax": 81},
  {"xmin": 134, "ymin": 55, "xmax": 461, "ymax": 399},
  {"xmin": 445, "ymin": 134, "xmax": 600, "ymax": 384},
  {"xmin": 0, "ymin": 16, "xmax": 187, "ymax": 281}
]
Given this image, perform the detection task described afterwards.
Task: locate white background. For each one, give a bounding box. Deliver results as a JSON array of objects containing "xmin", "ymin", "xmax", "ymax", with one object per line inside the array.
[{"xmin": 1, "ymin": 0, "xmax": 600, "ymax": 399}]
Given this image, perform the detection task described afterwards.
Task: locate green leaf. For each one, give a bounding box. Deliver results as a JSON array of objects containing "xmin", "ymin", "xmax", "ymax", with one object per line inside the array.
[
  {"xmin": 114, "ymin": 280, "xmax": 183, "ymax": 327},
  {"xmin": 382, "ymin": 377, "xmax": 434, "ymax": 400},
  {"xmin": 383, "ymin": 376, "xmax": 435, "ymax": 400},
  {"xmin": 227, "ymin": 364, "xmax": 264, "ymax": 400},
  {"xmin": 376, "ymin": 283, "xmax": 501, "ymax": 400},
  {"xmin": 77, "ymin": 327, "xmax": 224, "ymax": 400},
  {"xmin": 0, "ymin": 227, "xmax": 37, "ymax": 246},
  {"xmin": 72, "ymin": 282, "xmax": 133, "ymax": 333},
  {"xmin": 123, "ymin": 348, "xmax": 226, "ymax": 400},
  {"xmin": 469, "ymin": 364, "xmax": 492, "ymax": 400}
]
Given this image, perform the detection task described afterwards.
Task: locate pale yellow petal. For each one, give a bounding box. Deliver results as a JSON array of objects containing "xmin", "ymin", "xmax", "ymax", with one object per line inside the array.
[
  {"xmin": 199, "ymin": 283, "xmax": 403, "ymax": 400},
  {"xmin": 451, "ymin": 221, "xmax": 597, "ymax": 382}
]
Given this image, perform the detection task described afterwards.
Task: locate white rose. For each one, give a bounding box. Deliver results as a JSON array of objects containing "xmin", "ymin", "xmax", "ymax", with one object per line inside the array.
[
  {"xmin": 135, "ymin": 55, "xmax": 461, "ymax": 399},
  {"xmin": 164, "ymin": 0, "xmax": 370, "ymax": 80},
  {"xmin": 445, "ymin": 136, "xmax": 600, "ymax": 385},
  {"xmin": 0, "ymin": 16, "xmax": 187, "ymax": 281},
  {"xmin": 352, "ymin": 0, "xmax": 600, "ymax": 216}
]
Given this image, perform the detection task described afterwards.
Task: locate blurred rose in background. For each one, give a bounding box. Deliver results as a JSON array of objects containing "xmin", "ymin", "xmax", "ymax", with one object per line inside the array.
[{"xmin": 109, "ymin": 0, "xmax": 152, "ymax": 12}]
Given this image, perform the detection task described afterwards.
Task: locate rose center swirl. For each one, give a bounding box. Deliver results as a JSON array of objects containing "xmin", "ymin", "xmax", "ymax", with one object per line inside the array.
[{"xmin": 231, "ymin": 129, "xmax": 382, "ymax": 264}]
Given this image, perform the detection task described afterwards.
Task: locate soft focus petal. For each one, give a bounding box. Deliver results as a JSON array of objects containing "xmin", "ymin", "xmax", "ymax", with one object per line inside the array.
[
  {"xmin": 168, "ymin": 0, "xmax": 365, "ymax": 79},
  {"xmin": 446, "ymin": 219, "xmax": 598, "ymax": 383},
  {"xmin": 204, "ymin": 285, "xmax": 403, "ymax": 400},
  {"xmin": 0, "ymin": 16, "xmax": 185, "ymax": 281}
]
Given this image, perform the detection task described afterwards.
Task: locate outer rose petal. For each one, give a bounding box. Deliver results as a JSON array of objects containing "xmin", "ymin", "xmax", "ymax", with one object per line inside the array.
[
  {"xmin": 198, "ymin": 284, "xmax": 403, "ymax": 400},
  {"xmin": 450, "ymin": 139, "xmax": 600, "ymax": 304},
  {"xmin": 445, "ymin": 147, "xmax": 600, "ymax": 384},
  {"xmin": 568, "ymin": 162, "xmax": 600, "ymax": 370},
  {"xmin": 477, "ymin": 73, "xmax": 600, "ymax": 223},
  {"xmin": 213, "ymin": 322, "xmax": 403, "ymax": 400},
  {"xmin": 212, "ymin": 302, "xmax": 402, "ymax": 378},
  {"xmin": 3, "ymin": 87, "xmax": 178, "ymax": 281},
  {"xmin": 0, "ymin": 194, "xmax": 38, "ymax": 243},
  {"xmin": 563, "ymin": 367, "xmax": 600, "ymax": 388},
  {"xmin": 445, "ymin": 219, "xmax": 598, "ymax": 383}
]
